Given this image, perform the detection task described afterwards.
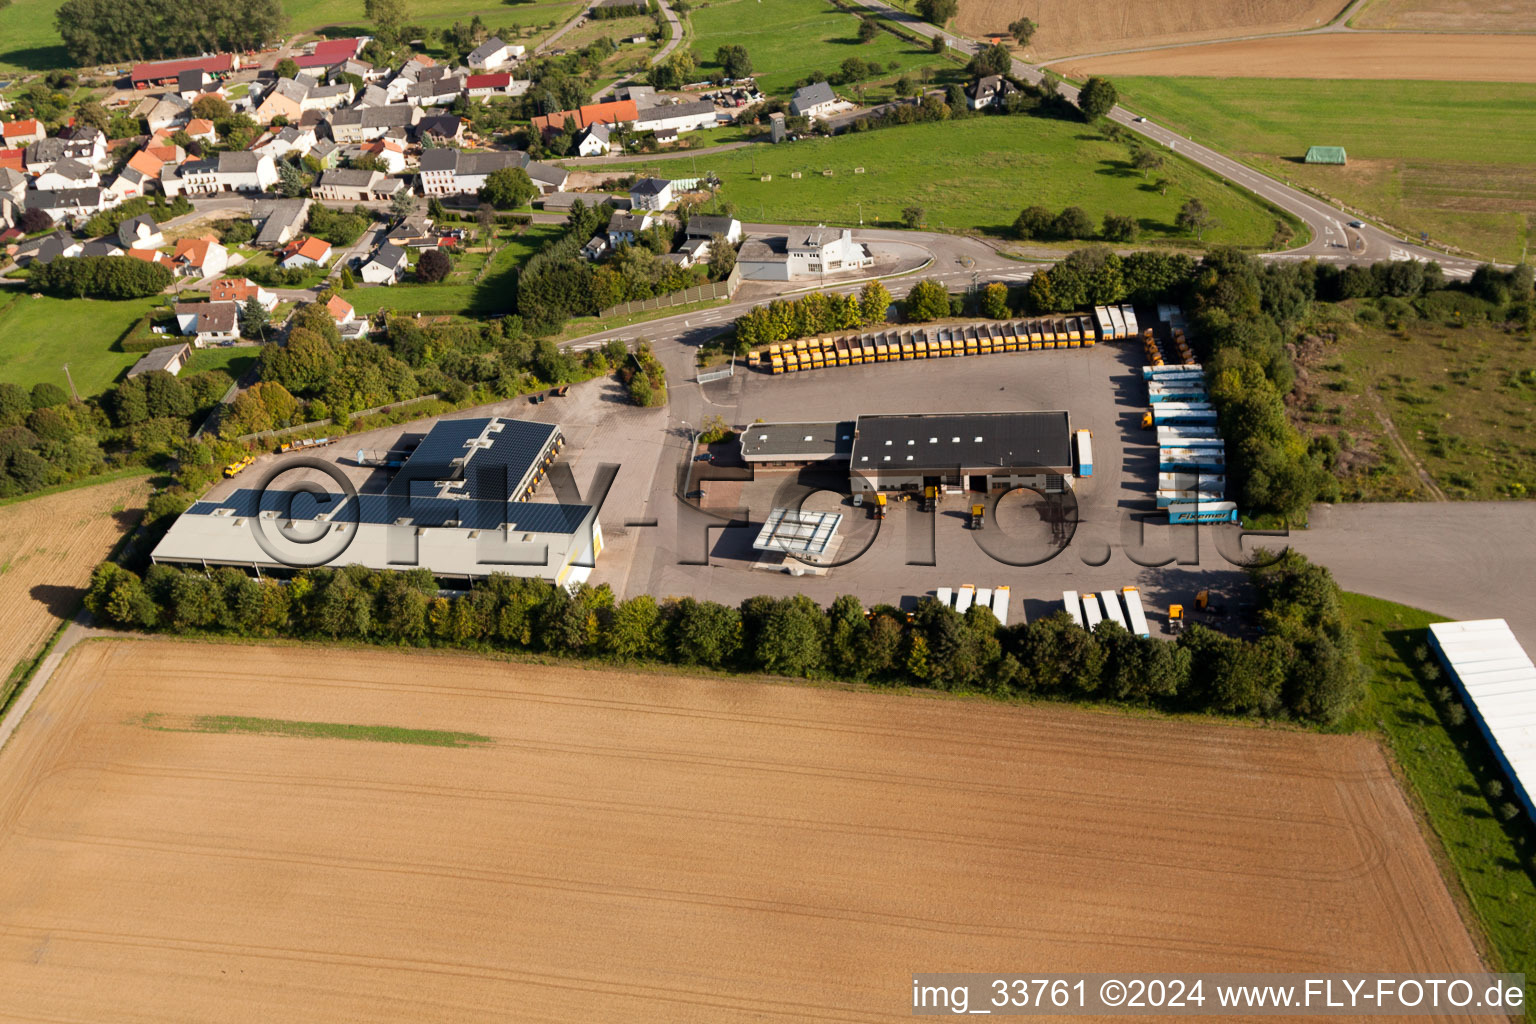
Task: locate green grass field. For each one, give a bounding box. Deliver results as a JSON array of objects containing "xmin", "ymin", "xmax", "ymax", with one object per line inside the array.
[
  {"xmin": 0, "ymin": 0, "xmax": 582, "ymax": 72},
  {"xmin": 183, "ymin": 346, "xmax": 259, "ymax": 381},
  {"xmin": 688, "ymin": 0, "xmax": 957, "ymax": 97},
  {"xmin": 1294, "ymin": 315, "xmax": 1536, "ymax": 501},
  {"xmin": 1110, "ymin": 77, "xmax": 1536, "ymax": 262},
  {"xmin": 1340, "ymin": 594, "xmax": 1536, "ymax": 1006},
  {"xmin": 139, "ymin": 712, "xmax": 493, "ymax": 747},
  {"xmin": 0, "ymin": 292, "xmax": 161, "ymax": 397},
  {"xmin": 603, "ymin": 114, "xmax": 1290, "ymax": 245},
  {"xmin": 347, "ymin": 224, "xmax": 561, "ymax": 317}
]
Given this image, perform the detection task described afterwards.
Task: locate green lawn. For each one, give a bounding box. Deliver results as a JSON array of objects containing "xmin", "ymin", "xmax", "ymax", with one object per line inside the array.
[
  {"xmin": 0, "ymin": 292, "xmax": 162, "ymax": 397},
  {"xmin": 1294, "ymin": 316, "xmax": 1536, "ymax": 501},
  {"xmin": 1109, "ymin": 77, "xmax": 1536, "ymax": 262},
  {"xmin": 347, "ymin": 224, "xmax": 563, "ymax": 317},
  {"xmin": 688, "ymin": 0, "xmax": 957, "ymax": 97},
  {"xmin": 0, "ymin": 0, "xmax": 582, "ymax": 73},
  {"xmin": 184, "ymin": 346, "xmax": 259, "ymax": 381},
  {"xmin": 602, "ymin": 114, "xmax": 1290, "ymax": 245},
  {"xmin": 1339, "ymin": 594, "xmax": 1536, "ymax": 1008}
]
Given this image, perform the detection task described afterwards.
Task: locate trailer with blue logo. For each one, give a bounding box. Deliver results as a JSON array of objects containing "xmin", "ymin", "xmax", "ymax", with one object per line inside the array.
[{"xmin": 1167, "ymin": 500, "xmax": 1239, "ymax": 524}]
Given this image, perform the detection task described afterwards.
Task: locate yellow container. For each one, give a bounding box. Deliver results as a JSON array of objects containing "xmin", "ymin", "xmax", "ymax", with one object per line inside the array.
[
  {"xmin": 900, "ymin": 338, "xmax": 914, "ymax": 360},
  {"xmin": 810, "ymin": 349, "xmax": 825, "ymax": 369},
  {"xmin": 914, "ymin": 336, "xmax": 929, "ymax": 358},
  {"xmin": 783, "ymin": 351, "xmax": 798, "ymax": 371},
  {"xmin": 771, "ymin": 356, "xmax": 783, "ymax": 374},
  {"xmin": 964, "ymin": 331, "xmax": 978, "ymax": 356}
]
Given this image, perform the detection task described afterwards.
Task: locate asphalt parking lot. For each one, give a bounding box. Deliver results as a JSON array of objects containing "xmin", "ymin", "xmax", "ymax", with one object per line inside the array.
[{"xmin": 616, "ymin": 341, "xmax": 1261, "ymax": 632}]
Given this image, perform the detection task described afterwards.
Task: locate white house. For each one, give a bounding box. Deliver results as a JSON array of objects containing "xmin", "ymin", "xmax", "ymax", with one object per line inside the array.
[
  {"xmin": 171, "ymin": 236, "xmax": 229, "ymax": 279},
  {"xmin": 465, "ymin": 73, "xmax": 530, "ymax": 99},
  {"xmin": 634, "ymin": 99, "xmax": 718, "ymax": 135},
  {"xmin": 216, "ymin": 151, "xmax": 278, "ymax": 192},
  {"xmin": 210, "ymin": 277, "xmax": 278, "ymax": 310},
  {"xmin": 279, "ymin": 236, "xmax": 333, "ymax": 268},
  {"xmin": 417, "ymin": 148, "xmax": 566, "ymax": 196},
  {"xmin": 21, "ymin": 188, "xmax": 107, "ymax": 223},
  {"xmin": 116, "ymin": 213, "xmax": 165, "ymax": 250},
  {"xmin": 346, "ymin": 138, "xmax": 407, "ymax": 174},
  {"xmin": 576, "ymin": 122, "xmax": 612, "ymax": 156},
  {"xmin": 606, "ymin": 210, "xmax": 651, "ymax": 247},
  {"xmin": 789, "ymin": 81, "xmax": 838, "ymax": 119},
  {"xmin": 54, "ymin": 125, "xmax": 109, "ymax": 170},
  {"xmin": 359, "ymin": 244, "xmax": 407, "ymax": 284},
  {"xmin": 467, "ymin": 37, "xmax": 523, "ymax": 70},
  {"xmin": 327, "ymin": 104, "xmax": 422, "ymax": 143},
  {"xmin": 685, "ymin": 214, "xmax": 741, "ymax": 244},
  {"xmin": 628, "ymin": 176, "xmax": 673, "ymax": 211},
  {"xmin": 34, "ymin": 158, "xmax": 100, "ymax": 192},
  {"xmin": 175, "ymin": 301, "xmax": 241, "ymax": 346},
  {"xmin": 966, "ymin": 75, "xmax": 1020, "ymax": 110},
  {"xmin": 314, "ymin": 167, "xmax": 390, "ymax": 201},
  {"xmin": 250, "ymin": 124, "xmax": 318, "ymax": 160},
  {"xmin": 143, "ymin": 93, "xmax": 192, "ymax": 133},
  {"xmin": 406, "ymin": 74, "xmax": 464, "ymax": 107}
]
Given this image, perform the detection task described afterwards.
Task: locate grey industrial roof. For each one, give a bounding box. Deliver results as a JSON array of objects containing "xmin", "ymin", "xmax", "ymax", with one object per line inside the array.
[
  {"xmin": 740, "ymin": 420, "xmax": 855, "ymax": 461},
  {"xmin": 187, "ymin": 489, "xmax": 592, "ymax": 534},
  {"xmin": 850, "ymin": 412, "xmax": 1072, "ymax": 473},
  {"xmin": 392, "ymin": 416, "xmax": 559, "ymax": 501}
]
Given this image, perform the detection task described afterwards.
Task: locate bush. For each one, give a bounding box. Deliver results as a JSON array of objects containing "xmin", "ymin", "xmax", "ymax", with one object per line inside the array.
[
  {"xmin": 29, "ymin": 255, "xmax": 173, "ymax": 299},
  {"xmin": 903, "ymin": 279, "xmax": 951, "ymax": 322},
  {"xmin": 416, "ymin": 249, "xmax": 452, "ymax": 283}
]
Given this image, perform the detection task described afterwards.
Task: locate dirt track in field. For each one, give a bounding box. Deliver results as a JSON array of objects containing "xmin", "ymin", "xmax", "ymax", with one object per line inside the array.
[
  {"xmin": 0, "ymin": 639, "xmax": 1494, "ymax": 1022},
  {"xmin": 956, "ymin": 0, "xmax": 1343, "ymax": 59},
  {"xmin": 1057, "ymin": 32, "xmax": 1536, "ymax": 81},
  {"xmin": 0, "ymin": 477, "xmax": 147, "ymax": 681}
]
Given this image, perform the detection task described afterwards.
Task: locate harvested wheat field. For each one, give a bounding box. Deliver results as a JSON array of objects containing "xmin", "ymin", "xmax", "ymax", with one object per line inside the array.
[
  {"xmin": 0, "ymin": 639, "xmax": 1494, "ymax": 1022},
  {"xmin": 1057, "ymin": 32, "xmax": 1536, "ymax": 81},
  {"xmin": 956, "ymin": 0, "xmax": 1342, "ymax": 58},
  {"xmin": 1353, "ymin": 0, "xmax": 1536, "ymax": 33},
  {"xmin": 0, "ymin": 476, "xmax": 147, "ymax": 681}
]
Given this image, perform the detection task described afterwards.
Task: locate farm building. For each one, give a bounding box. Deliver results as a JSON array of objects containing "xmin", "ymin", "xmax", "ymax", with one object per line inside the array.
[
  {"xmin": 1428, "ymin": 619, "xmax": 1536, "ymax": 824},
  {"xmin": 127, "ymin": 343, "xmax": 192, "ymax": 379},
  {"xmin": 151, "ymin": 417, "xmax": 604, "ymax": 586},
  {"xmin": 1304, "ymin": 145, "xmax": 1347, "ymax": 165}
]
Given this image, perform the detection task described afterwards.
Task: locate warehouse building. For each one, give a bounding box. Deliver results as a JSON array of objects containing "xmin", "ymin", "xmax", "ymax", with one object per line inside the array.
[
  {"xmin": 152, "ymin": 417, "xmax": 604, "ymax": 585},
  {"xmin": 1428, "ymin": 619, "xmax": 1536, "ymax": 824},
  {"xmin": 739, "ymin": 413, "xmax": 1074, "ymax": 493},
  {"xmin": 849, "ymin": 412, "xmax": 1073, "ymax": 494}
]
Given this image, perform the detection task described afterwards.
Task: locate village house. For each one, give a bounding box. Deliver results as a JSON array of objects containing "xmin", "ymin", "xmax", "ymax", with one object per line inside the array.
[
  {"xmin": 606, "ymin": 210, "xmax": 652, "ymax": 247},
  {"xmin": 125, "ymin": 246, "xmax": 174, "ymax": 268},
  {"xmin": 142, "ymin": 93, "xmax": 192, "ymax": 133},
  {"xmin": 327, "ymin": 104, "xmax": 422, "ymax": 144},
  {"xmin": 2, "ymin": 119, "xmax": 45, "ymax": 147},
  {"xmin": 417, "ymin": 148, "xmax": 567, "ymax": 196},
  {"xmin": 464, "ymin": 73, "xmax": 529, "ymax": 100},
  {"xmin": 634, "ymin": 99, "xmax": 719, "ymax": 135},
  {"xmin": 406, "ymin": 73, "xmax": 465, "ymax": 107},
  {"xmin": 347, "ymin": 137, "xmax": 407, "ymax": 174},
  {"xmin": 360, "ymin": 244, "xmax": 407, "ymax": 284},
  {"xmin": 251, "ymin": 198, "xmax": 311, "ymax": 248},
  {"xmin": 530, "ymin": 99, "xmax": 636, "ymax": 137},
  {"xmin": 171, "ymin": 236, "xmax": 229, "ymax": 278},
  {"xmin": 22, "ymin": 188, "xmax": 108, "ymax": 223},
  {"xmin": 738, "ymin": 226, "xmax": 873, "ymax": 281},
  {"xmin": 966, "ymin": 75, "xmax": 1020, "ymax": 110},
  {"xmin": 685, "ymin": 214, "xmax": 742, "ymax": 244},
  {"xmin": 628, "ymin": 176, "xmax": 674, "ymax": 211},
  {"xmin": 414, "ymin": 114, "xmax": 463, "ymax": 147},
  {"xmin": 279, "ymin": 235, "xmax": 333, "ymax": 268},
  {"xmin": 295, "ymin": 37, "xmax": 368, "ymax": 73},
  {"xmin": 116, "ymin": 213, "xmax": 165, "ymax": 250},
  {"xmin": 576, "ymin": 122, "xmax": 612, "ymax": 156},
  {"xmin": 209, "ymin": 277, "xmax": 278, "ymax": 311},
  {"xmin": 314, "ymin": 167, "xmax": 393, "ymax": 201},
  {"xmin": 34, "ymin": 158, "xmax": 99, "ymax": 191},
  {"xmin": 217, "ymin": 150, "xmax": 278, "ymax": 192},
  {"xmin": 467, "ymin": 37, "xmax": 524, "ymax": 70},
  {"xmin": 184, "ymin": 118, "xmax": 218, "ymax": 145},
  {"xmin": 53, "ymin": 125, "xmax": 109, "ymax": 169},
  {"xmin": 789, "ymin": 81, "xmax": 838, "ymax": 119},
  {"xmin": 174, "ymin": 301, "xmax": 241, "ymax": 346}
]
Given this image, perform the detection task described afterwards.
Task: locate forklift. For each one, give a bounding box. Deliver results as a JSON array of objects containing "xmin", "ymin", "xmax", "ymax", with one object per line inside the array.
[{"xmin": 969, "ymin": 503, "xmax": 985, "ymax": 530}]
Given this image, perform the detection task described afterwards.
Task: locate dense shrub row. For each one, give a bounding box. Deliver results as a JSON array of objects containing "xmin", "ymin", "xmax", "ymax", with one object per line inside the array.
[
  {"xmin": 85, "ymin": 551, "xmax": 1362, "ymax": 725},
  {"xmin": 28, "ymin": 255, "xmax": 172, "ymax": 299}
]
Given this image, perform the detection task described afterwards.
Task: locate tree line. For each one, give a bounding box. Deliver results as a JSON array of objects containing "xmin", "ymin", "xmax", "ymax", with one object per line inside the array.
[
  {"xmin": 55, "ymin": 0, "xmax": 284, "ymax": 64},
  {"xmin": 84, "ymin": 549, "xmax": 1362, "ymax": 725}
]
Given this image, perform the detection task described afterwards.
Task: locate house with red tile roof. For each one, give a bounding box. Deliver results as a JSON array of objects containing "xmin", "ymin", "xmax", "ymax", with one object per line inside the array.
[
  {"xmin": 530, "ymin": 99, "xmax": 636, "ymax": 136},
  {"xmin": 171, "ymin": 235, "xmax": 228, "ymax": 278},
  {"xmin": 2, "ymin": 120, "xmax": 44, "ymax": 147},
  {"xmin": 324, "ymin": 294, "xmax": 355, "ymax": 324},
  {"xmin": 210, "ymin": 277, "xmax": 278, "ymax": 311},
  {"xmin": 278, "ymin": 235, "xmax": 333, "ymax": 268}
]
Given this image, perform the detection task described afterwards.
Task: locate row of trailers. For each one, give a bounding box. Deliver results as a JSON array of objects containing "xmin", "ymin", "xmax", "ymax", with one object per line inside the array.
[
  {"xmin": 749, "ymin": 318, "xmax": 1096, "ymax": 374},
  {"xmin": 1092, "ymin": 304, "xmax": 1142, "ymax": 341},
  {"xmin": 935, "ymin": 584, "xmax": 1012, "ymax": 626},
  {"xmin": 1063, "ymin": 587, "xmax": 1151, "ymax": 638},
  {"xmin": 1145, "ymin": 364, "xmax": 1238, "ymax": 525}
]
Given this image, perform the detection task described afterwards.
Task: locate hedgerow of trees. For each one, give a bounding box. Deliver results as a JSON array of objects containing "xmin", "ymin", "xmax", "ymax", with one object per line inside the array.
[
  {"xmin": 55, "ymin": 0, "xmax": 285, "ymax": 64},
  {"xmin": 29, "ymin": 255, "xmax": 172, "ymax": 299},
  {"xmin": 733, "ymin": 282, "xmax": 893, "ymax": 348},
  {"xmin": 83, "ymin": 550, "xmax": 1362, "ymax": 725}
]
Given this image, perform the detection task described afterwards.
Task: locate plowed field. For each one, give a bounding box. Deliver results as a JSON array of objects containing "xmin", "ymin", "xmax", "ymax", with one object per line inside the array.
[
  {"xmin": 955, "ymin": 0, "xmax": 1342, "ymax": 58},
  {"xmin": 1353, "ymin": 0, "xmax": 1536, "ymax": 32},
  {"xmin": 1056, "ymin": 32, "xmax": 1536, "ymax": 81},
  {"xmin": 0, "ymin": 640, "xmax": 1493, "ymax": 1021},
  {"xmin": 0, "ymin": 476, "xmax": 147, "ymax": 682}
]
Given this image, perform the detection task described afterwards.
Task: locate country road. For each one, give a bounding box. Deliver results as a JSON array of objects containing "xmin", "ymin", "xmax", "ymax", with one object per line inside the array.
[{"xmin": 850, "ymin": 0, "xmax": 1487, "ymax": 277}]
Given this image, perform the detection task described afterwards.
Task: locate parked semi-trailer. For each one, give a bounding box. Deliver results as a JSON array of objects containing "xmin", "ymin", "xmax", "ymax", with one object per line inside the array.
[
  {"xmin": 1143, "ymin": 364, "xmax": 1203, "ymax": 380},
  {"xmin": 1157, "ymin": 427, "xmax": 1224, "ymax": 448},
  {"xmin": 1081, "ymin": 593, "xmax": 1104, "ymax": 630},
  {"xmin": 955, "ymin": 584, "xmax": 975, "ymax": 613},
  {"xmin": 993, "ymin": 586, "xmax": 1013, "ymax": 626},
  {"xmin": 1147, "ymin": 382, "xmax": 1209, "ymax": 403},
  {"xmin": 1167, "ymin": 500, "xmax": 1239, "ymax": 524},
  {"xmin": 1075, "ymin": 429, "xmax": 1093, "ymax": 477},
  {"xmin": 1120, "ymin": 304, "xmax": 1139, "ymax": 336},
  {"xmin": 1159, "ymin": 447, "xmax": 1226, "ymax": 472},
  {"xmin": 1108, "ymin": 305, "xmax": 1127, "ymax": 339},
  {"xmin": 1099, "ymin": 591, "xmax": 1128, "ymax": 630},
  {"xmin": 1063, "ymin": 590, "xmax": 1083, "ymax": 628},
  {"xmin": 1121, "ymin": 587, "xmax": 1151, "ymax": 639},
  {"xmin": 1151, "ymin": 403, "xmax": 1218, "ymax": 425}
]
